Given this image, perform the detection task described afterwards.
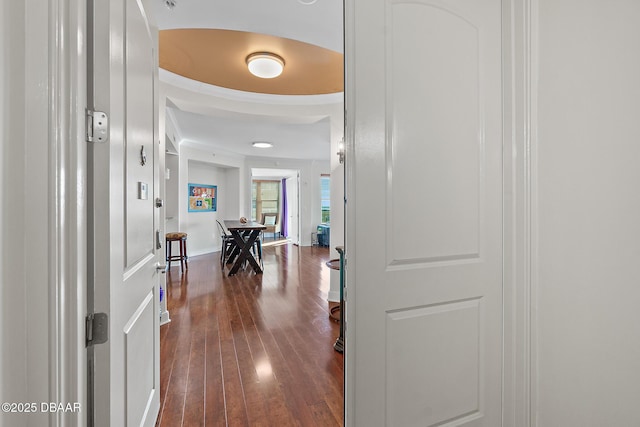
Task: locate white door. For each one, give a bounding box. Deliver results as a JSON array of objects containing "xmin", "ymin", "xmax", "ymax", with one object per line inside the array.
[
  {"xmin": 287, "ymin": 174, "xmax": 300, "ymax": 244},
  {"xmin": 346, "ymin": 0, "xmax": 503, "ymax": 426},
  {"xmin": 89, "ymin": 0, "xmax": 161, "ymax": 425}
]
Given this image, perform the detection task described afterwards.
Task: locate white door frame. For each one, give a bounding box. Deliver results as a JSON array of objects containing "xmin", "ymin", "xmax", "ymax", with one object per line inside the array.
[
  {"xmin": 501, "ymin": 0, "xmax": 534, "ymax": 424},
  {"xmin": 2, "ymin": 1, "xmax": 86, "ymax": 425},
  {"xmin": 39, "ymin": 0, "xmax": 88, "ymax": 425},
  {"xmin": 55, "ymin": 0, "xmax": 89, "ymax": 423}
]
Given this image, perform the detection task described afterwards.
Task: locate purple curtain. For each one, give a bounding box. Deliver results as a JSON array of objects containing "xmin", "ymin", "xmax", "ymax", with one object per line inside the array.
[{"xmin": 281, "ymin": 178, "xmax": 288, "ymax": 237}]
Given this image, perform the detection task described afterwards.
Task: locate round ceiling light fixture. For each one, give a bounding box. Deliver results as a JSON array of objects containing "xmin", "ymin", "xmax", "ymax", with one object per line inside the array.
[
  {"xmin": 252, "ymin": 141, "xmax": 274, "ymax": 149},
  {"xmin": 246, "ymin": 52, "xmax": 285, "ymax": 79}
]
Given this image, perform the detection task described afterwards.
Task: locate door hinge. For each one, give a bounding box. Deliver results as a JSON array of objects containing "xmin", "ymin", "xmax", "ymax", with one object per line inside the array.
[
  {"xmin": 86, "ymin": 312, "xmax": 109, "ymax": 347},
  {"xmin": 86, "ymin": 109, "xmax": 109, "ymax": 143}
]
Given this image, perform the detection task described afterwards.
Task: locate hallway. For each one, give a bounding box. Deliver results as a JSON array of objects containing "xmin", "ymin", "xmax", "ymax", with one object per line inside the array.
[{"xmin": 156, "ymin": 244, "xmax": 344, "ymax": 426}]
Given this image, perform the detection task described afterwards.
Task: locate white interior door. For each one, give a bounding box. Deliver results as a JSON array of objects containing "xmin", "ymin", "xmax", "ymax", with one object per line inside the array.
[
  {"xmin": 90, "ymin": 0, "xmax": 161, "ymax": 425},
  {"xmin": 287, "ymin": 174, "xmax": 300, "ymax": 244},
  {"xmin": 346, "ymin": 0, "xmax": 503, "ymax": 425}
]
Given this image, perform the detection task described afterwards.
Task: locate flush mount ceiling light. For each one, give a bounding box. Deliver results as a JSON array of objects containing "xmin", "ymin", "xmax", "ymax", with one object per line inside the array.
[
  {"xmin": 252, "ymin": 141, "xmax": 274, "ymax": 149},
  {"xmin": 246, "ymin": 52, "xmax": 285, "ymax": 79}
]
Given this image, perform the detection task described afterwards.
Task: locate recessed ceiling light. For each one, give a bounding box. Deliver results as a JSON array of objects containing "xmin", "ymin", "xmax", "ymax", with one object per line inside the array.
[
  {"xmin": 246, "ymin": 52, "xmax": 285, "ymax": 79},
  {"xmin": 252, "ymin": 141, "xmax": 274, "ymax": 149},
  {"xmin": 298, "ymin": 0, "xmax": 318, "ymax": 4}
]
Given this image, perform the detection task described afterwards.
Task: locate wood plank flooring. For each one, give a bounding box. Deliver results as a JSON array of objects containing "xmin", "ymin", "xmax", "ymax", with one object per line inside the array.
[{"xmin": 157, "ymin": 243, "xmax": 344, "ymax": 427}]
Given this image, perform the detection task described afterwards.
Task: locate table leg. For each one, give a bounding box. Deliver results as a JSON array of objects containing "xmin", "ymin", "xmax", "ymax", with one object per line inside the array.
[
  {"xmin": 243, "ymin": 230, "xmax": 263, "ymax": 273},
  {"xmin": 226, "ymin": 230, "xmax": 250, "ymax": 265},
  {"xmin": 226, "ymin": 241, "xmax": 240, "ymax": 264},
  {"xmin": 228, "ymin": 230, "xmax": 263, "ymax": 275}
]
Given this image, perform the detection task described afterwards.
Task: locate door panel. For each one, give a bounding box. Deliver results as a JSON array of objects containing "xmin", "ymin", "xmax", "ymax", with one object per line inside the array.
[
  {"xmin": 125, "ymin": 292, "xmax": 156, "ymax": 427},
  {"xmin": 125, "ymin": 0, "xmax": 156, "ymax": 267},
  {"xmin": 386, "ymin": 299, "xmax": 482, "ymax": 426},
  {"xmin": 347, "ymin": 0, "xmax": 503, "ymax": 425},
  {"xmin": 90, "ymin": 0, "xmax": 160, "ymax": 425},
  {"xmin": 389, "ymin": 3, "xmax": 481, "ymax": 264}
]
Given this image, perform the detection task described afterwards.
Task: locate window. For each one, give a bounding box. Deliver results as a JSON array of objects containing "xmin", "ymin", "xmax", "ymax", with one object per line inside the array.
[
  {"xmin": 252, "ymin": 180, "xmax": 280, "ymax": 221},
  {"xmin": 320, "ymin": 175, "xmax": 330, "ymax": 223}
]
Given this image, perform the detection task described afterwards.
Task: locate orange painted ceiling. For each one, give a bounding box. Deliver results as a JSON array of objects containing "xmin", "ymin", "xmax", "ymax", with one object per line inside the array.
[{"xmin": 159, "ymin": 29, "xmax": 344, "ymax": 95}]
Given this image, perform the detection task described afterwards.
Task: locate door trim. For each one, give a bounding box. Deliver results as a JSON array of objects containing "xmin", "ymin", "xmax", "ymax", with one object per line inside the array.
[
  {"xmin": 49, "ymin": 0, "xmax": 88, "ymax": 425},
  {"xmin": 502, "ymin": 0, "xmax": 534, "ymax": 426},
  {"xmin": 343, "ymin": 0, "xmax": 356, "ymax": 424}
]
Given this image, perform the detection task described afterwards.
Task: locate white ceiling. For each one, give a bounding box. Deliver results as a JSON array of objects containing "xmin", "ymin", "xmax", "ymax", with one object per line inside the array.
[
  {"xmin": 154, "ymin": 0, "xmax": 343, "ymax": 53},
  {"xmin": 153, "ymin": 0, "xmax": 344, "ymax": 161}
]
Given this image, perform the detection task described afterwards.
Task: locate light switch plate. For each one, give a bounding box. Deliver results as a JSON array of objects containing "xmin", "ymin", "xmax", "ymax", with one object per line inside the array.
[{"xmin": 138, "ymin": 182, "xmax": 148, "ymax": 200}]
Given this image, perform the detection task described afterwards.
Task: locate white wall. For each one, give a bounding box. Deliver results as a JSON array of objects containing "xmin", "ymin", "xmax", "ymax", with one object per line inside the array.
[
  {"xmin": 178, "ymin": 143, "xmax": 245, "ymax": 257},
  {"xmin": 533, "ymin": 2, "xmax": 640, "ymax": 425},
  {"xmin": 225, "ymin": 167, "xmax": 241, "ymax": 219},
  {"xmin": 0, "ymin": 2, "xmax": 28, "ymax": 421},
  {"xmin": 185, "ymin": 160, "xmax": 228, "ymax": 256},
  {"xmin": 165, "ymin": 153, "xmax": 179, "ymax": 231},
  {"xmin": 1, "ymin": 1, "xmax": 55, "ymax": 425}
]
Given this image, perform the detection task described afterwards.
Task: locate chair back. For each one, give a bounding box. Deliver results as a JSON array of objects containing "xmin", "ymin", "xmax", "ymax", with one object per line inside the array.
[
  {"xmin": 260, "ymin": 213, "xmax": 279, "ymax": 232},
  {"xmin": 216, "ymin": 220, "xmax": 228, "ymax": 238}
]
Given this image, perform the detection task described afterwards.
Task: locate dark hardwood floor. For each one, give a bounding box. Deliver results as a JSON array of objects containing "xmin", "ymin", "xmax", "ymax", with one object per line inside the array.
[{"xmin": 157, "ymin": 243, "xmax": 344, "ymax": 427}]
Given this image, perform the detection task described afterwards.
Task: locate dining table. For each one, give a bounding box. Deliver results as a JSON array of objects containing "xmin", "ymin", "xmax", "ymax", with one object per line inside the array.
[{"xmin": 223, "ymin": 220, "xmax": 266, "ymax": 276}]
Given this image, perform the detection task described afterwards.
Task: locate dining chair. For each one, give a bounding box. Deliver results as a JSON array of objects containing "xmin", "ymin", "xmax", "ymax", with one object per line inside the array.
[
  {"xmin": 260, "ymin": 212, "xmax": 280, "ymax": 240},
  {"xmin": 216, "ymin": 220, "xmax": 235, "ymax": 266}
]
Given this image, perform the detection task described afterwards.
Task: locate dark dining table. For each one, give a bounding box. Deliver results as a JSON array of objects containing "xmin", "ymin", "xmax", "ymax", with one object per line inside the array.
[{"xmin": 223, "ymin": 220, "xmax": 266, "ymax": 276}]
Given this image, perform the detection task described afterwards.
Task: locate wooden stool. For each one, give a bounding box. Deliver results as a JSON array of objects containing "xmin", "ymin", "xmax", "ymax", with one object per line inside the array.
[{"xmin": 166, "ymin": 232, "xmax": 188, "ymax": 272}]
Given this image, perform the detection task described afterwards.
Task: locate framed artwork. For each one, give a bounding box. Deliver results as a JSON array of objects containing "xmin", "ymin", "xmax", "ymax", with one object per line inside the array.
[{"xmin": 188, "ymin": 183, "xmax": 217, "ymax": 212}]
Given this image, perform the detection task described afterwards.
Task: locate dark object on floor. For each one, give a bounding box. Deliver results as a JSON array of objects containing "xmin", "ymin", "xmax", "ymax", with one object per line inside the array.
[
  {"xmin": 317, "ymin": 223, "xmax": 330, "ymax": 247},
  {"xmin": 334, "ymin": 246, "xmax": 345, "ymax": 353}
]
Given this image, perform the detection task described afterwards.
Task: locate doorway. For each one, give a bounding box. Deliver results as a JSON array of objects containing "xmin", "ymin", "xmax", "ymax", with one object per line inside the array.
[
  {"xmin": 155, "ymin": 1, "xmax": 346, "ymax": 424},
  {"xmin": 251, "ymin": 168, "xmax": 300, "ymax": 245}
]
